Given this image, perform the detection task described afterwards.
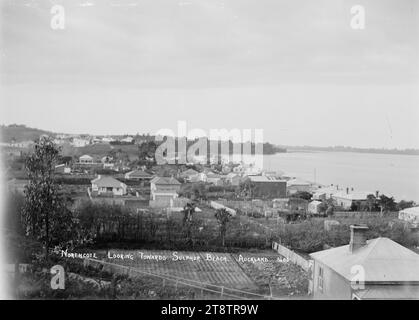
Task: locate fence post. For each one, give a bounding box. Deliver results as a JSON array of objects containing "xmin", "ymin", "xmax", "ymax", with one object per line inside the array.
[{"xmin": 269, "ymin": 279, "xmax": 273, "ymax": 300}]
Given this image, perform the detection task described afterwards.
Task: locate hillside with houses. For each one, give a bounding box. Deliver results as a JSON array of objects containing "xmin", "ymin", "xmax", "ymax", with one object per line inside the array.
[{"xmin": 3, "ymin": 129, "xmax": 419, "ymax": 300}]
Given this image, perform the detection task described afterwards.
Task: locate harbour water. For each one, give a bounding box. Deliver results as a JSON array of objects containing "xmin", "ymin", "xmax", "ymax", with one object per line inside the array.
[{"xmin": 263, "ymin": 151, "xmax": 419, "ymax": 202}]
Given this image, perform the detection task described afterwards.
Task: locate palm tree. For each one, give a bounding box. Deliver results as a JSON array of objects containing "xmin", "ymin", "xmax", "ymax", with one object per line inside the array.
[
  {"xmin": 215, "ymin": 208, "xmax": 232, "ymax": 247},
  {"xmin": 182, "ymin": 202, "xmax": 196, "ymax": 245}
]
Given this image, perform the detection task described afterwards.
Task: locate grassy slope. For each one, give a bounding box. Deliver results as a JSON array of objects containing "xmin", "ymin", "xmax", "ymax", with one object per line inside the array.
[{"xmin": 0, "ymin": 125, "xmax": 52, "ymax": 143}]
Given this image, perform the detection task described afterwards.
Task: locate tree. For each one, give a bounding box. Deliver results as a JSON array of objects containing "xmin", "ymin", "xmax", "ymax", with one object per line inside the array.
[
  {"xmin": 192, "ymin": 183, "xmax": 207, "ymax": 201},
  {"xmin": 318, "ymin": 202, "xmax": 328, "ymax": 215},
  {"xmin": 138, "ymin": 141, "xmax": 157, "ymax": 166},
  {"xmin": 318, "ymin": 198, "xmax": 334, "ymax": 216},
  {"xmin": 378, "ymin": 195, "xmax": 397, "ymax": 214},
  {"xmin": 326, "ymin": 204, "xmax": 335, "ymax": 217},
  {"xmin": 238, "ymin": 179, "xmax": 254, "ymax": 199},
  {"xmin": 23, "ymin": 136, "xmax": 74, "ymax": 258},
  {"xmin": 58, "ymin": 155, "xmax": 73, "ymax": 165},
  {"xmin": 291, "ymin": 191, "xmax": 312, "ymax": 201},
  {"xmin": 397, "ymin": 200, "xmax": 415, "ymax": 211},
  {"xmin": 350, "ymin": 201, "xmax": 361, "ymax": 212},
  {"xmin": 215, "ymin": 208, "xmax": 232, "ymax": 247}
]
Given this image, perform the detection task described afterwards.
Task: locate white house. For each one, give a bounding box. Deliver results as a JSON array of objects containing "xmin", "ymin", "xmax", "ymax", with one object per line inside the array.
[
  {"xmin": 102, "ymin": 137, "xmax": 115, "ymax": 143},
  {"xmin": 91, "ymin": 175, "xmax": 127, "ymax": 196},
  {"xmin": 310, "ymin": 225, "xmax": 419, "ymax": 300},
  {"xmin": 399, "ymin": 207, "xmax": 419, "ymax": 227},
  {"xmin": 313, "ymin": 186, "xmax": 341, "ymax": 201},
  {"xmin": 308, "ymin": 200, "xmax": 323, "ymax": 215},
  {"xmin": 332, "ymin": 190, "xmax": 374, "ymax": 210},
  {"xmin": 150, "ymin": 176, "xmax": 181, "ymax": 204},
  {"xmin": 55, "ymin": 164, "xmax": 71, "ymax": 175},
  {"xmin": 72, "ymin": 138, "xmax": 90, "ymax": 148},
  {"xmin": 79, "ymin": 154, "xmax": 94, "ymax": 164},
  {"xmin": 121, "ymin": 136, "xmax": 134, "ymax": 143}
]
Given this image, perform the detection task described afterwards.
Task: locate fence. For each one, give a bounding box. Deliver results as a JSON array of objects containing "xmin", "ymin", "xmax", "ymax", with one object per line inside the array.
[
  {"xmin": 271, "ymin": 241, "xmax": 311, "ymax": 272},
  {"xmin": 210, "ymin": 201, "xmax": 237, "ymax": 216},
  {"xmin": 83, "ymin": 258, "xmax": 279, "ymax": 300},
  {"xmin": 333, "ymin": 211, "xmax": 398, "ymax": 219}
]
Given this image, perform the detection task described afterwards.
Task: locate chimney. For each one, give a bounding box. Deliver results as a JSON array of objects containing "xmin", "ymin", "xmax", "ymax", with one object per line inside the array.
[
  {"xmin": 349, "ymin": 225, "xmax": 368, "ymax": 253},
  {"xmin": 346, "ymin": 187, "xmax": 349, "ymax": 194},
  {"xmin": 375, "ymin": 190, "xmax": 379, "ymax": 198},
  {"xmin": 351, "ymin": 187, "xmax": 354, "ymax": 191}
]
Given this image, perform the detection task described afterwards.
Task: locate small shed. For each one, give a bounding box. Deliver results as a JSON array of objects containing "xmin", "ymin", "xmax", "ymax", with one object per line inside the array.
[{"xmin": 308, "ymin": 200, "xmax": 322, "ymax": 215}]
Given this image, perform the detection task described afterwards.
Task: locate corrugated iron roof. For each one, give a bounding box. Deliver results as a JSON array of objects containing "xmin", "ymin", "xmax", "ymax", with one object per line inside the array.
[
  {"xmin": 248, "ymin": 176, "xmax": 286, "ymax": 183},
  {"xmin": 310, "ymin": 237, "xmax": 419, "ymax": 282},
  {"xmin": 400, "ymin": 206, "xmax": 419, "ymax": 217},
  {"xmin": 127, "ymin": 170, "xmax": 152, "ymax": 177},
  {"xmin": 91, "ymin": 176, "xmax": 126, "ymax": 188},
  {"xmin": 79, "ymin": 154, "xmax": 93, "ymax": 159},
  {"xmin": 355, "ymin": 285, "xmax": 419, "ymax": 300},
  {"xmin": 151, "ymin": 176, "xmax": 181, "ymax": 185},
  {"xmin": 287, "ymin": 178, "xmax": 311, "ymax": 186},
  {"xmin": 332, "ymin": 191, "xmax": 374, "ymax": 200}
]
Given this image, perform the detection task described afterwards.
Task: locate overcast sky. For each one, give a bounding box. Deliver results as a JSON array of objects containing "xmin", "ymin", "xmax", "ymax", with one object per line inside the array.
[{"xmin": 0, "ymin": 0, "xmax": 418, "ymax": 148}]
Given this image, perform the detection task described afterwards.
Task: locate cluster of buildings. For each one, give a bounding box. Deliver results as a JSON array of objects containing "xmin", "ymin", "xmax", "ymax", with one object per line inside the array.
[
  {"xmin": 51, "ymin": 134, "xmax": 142, "ymax": 148},
  {"xmin": 74, "ymin": 153, "xmax": 390, "ymax": 216},
  {"xmin": 55, "ymin": 154, "xmax": 133, "ymax": 174},
  {"xmin": 307, "ymin": 185, "xmax": 378, "ymax": 214}
]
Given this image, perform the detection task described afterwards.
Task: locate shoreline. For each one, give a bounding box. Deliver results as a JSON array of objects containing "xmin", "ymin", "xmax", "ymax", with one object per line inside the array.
[{"xmin": 279, "ymin": 148, "xmax": 419, "ymax": 157}]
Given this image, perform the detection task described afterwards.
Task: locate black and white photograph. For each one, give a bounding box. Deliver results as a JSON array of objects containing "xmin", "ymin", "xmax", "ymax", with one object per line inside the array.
[{"xmin": 0, "ymin": 0, "xmax": 419, "ymax": 306}]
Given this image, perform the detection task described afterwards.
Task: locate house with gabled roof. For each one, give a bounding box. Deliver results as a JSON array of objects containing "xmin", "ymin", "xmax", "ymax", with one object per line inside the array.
[
  {"xmin": 125, "ymin": 169, "xmax": 153, "ymax": 181},
  {"xmin": 310, "ymin": 225, "xmax": 419, "ymax": 300},
  {"xmin": 91, "ymin": 175, "xmax": 127, "ymax": 196},
  {"xmin": 79, "ymin": 154, "xmax": 94, "ymax": 164},
  {"xmin": 150, "ymin": 176, "xmax": 181, "ymax": 207}
]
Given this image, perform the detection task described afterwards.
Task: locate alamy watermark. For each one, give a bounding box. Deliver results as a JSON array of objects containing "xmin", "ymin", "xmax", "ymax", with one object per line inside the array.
[
  {"xmin": 154, "ymin": 121, "xmax": 264, "ymax": 168},
  {"xmin": 50, "ymin": 265, "xmax": 65, "ymax": 290}
]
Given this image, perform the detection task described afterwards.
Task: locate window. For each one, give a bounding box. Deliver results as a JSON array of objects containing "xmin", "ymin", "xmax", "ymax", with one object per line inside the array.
[{"xmin": 318, "ymin": 267, "xmax": 324, "ymax": 292}]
